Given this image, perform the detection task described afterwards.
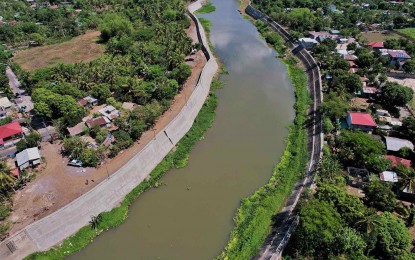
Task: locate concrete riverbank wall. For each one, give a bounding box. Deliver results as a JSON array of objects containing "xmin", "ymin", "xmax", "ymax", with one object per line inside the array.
[{"xmin": 0, "ymin": 1, "xmax": 218, "ymax": 259}]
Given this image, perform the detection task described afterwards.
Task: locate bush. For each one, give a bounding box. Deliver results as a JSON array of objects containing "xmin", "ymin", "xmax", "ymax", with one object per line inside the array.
[{"xmin": 0, "ymin": 204, "xmax": 10, "ymax": 220}]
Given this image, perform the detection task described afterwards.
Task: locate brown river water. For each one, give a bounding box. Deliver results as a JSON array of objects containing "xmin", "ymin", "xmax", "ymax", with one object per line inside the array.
[{"xmin": 70, "ymin": 0, "xmax": 295, "ymax": 258}]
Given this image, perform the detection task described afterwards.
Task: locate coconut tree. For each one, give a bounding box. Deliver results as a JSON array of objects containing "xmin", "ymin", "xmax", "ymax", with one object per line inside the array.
[{"xmin": 0, "ymin": 162, "xmax": 15, "ymax": 194}]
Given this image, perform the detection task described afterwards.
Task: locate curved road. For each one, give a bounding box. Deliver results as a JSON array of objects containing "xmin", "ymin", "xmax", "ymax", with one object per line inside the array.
[{"xmin": 246, "ymin": 5, "xmax": 323, "ymax": 260}]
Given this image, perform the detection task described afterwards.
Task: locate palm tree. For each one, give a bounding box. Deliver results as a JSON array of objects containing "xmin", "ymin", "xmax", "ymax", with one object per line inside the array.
[
  {"xmin": 0, "ymin": 163, "xmax": 15, "ymax": 194},
  {"xmin": 356, "ymin": 213, "xmax": 381, "ymax": 235}
]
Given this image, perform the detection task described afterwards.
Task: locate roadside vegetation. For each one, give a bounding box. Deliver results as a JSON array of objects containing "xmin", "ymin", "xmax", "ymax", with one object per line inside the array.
[{"xmin": 219, "ymin": 24, "xmax": 309, "ymax": 258}]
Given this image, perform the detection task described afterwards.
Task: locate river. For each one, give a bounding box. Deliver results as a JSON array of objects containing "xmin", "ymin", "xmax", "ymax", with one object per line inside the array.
[{"xmin": 70, "ymin": 0, "xmax": 295, "ymax": 258}]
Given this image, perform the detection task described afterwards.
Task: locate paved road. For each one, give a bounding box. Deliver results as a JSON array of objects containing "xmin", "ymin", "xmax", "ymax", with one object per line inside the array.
[
  {"xmin": 5, "ymin": 67, "xmax": 22, "ymax": 94},
  {"xmin": 246, "ymin": 5, "xmax": 323, "ymax": 260},
  {"xmin": 5, "ymin": 67, "xmax": 33, "ymax": 112}
]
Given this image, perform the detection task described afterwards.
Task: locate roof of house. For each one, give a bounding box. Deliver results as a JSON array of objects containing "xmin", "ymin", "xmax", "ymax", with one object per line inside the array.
[
  {"xmin": 99, "ymin": 105, "xmax": 120, "ymax": 120},
  {"xmin": 384, "ymin": 155, "xmax": 411, "ymax": 168},
  {"xmin": 0, "ymin": 97, "xmax": 13, "ymax": 108},
  {"xmin": 49, "ymin": 4, "xmax": 59, "ymax": 9},
  {"xmin": 67, "ymin": 122, "xmax": 85, "ymax": 136},
  {"xmin": 0, "ymin": 122, "xmax": 22, "ymax": 142},
  {"xmin": 85, "ymin": 116, "xmax": 110, "ymax": 129},
  {"xmin": 348, "ymin": 112, "xmax": 377, "ymax": 127},
  {"xmin": 77, "ymin": 95, "xmax": 98, "ymax": 107},
  {"xmin": 385, "ymin": 136, "xmax": 414, "ymax": 151},
  {"xmin": 344, "ymin": 54, "xmax": 358, "ymax": 61},
  {"xmin": 348, "ymin": 61, "xmax": 356, "ymax": 67},
  {"xmin": 380, "ymin": 171, "xmax": 399, "ymax": 183},
  {"xmin": 300, "ymin": 38, "xmax": 319, "ymax": 44},
  {"xmin": 16, "ymin": 147, "xmax": 41, "ymax": 167},
  {"xmin": 363, "ymin": 86, "xmax": 378, "ymax": 94},
  {"xmin": 368, "ymin": 41, "xmax": 384, "ymax": 48},
  {"xmin": 308, "ymin": 31, "xmax": 331, "ymax": 37},
  {"xmin": 387, "ymin": 49, "xmax": 411, "ymax": 59}
]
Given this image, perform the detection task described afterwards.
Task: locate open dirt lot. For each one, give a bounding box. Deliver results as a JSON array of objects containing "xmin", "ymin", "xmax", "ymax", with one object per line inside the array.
[
  {"xmin": 7, "ymin": 17, "xmax": 207, "ymax": 234},
  {"xmin": 13, "ymin": 31, "xmax": 105, "ymax": 71},
  {"xmin": 360, "ymin": 31, "xmax": 402, "ymax": 42}
]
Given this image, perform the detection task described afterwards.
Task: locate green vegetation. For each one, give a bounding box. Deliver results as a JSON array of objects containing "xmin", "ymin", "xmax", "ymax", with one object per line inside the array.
[
  {"xmin": 196, "ymin": 2, "xmax": 216, "ymax": 14},
  {"xmin": 199, "ymin": 18, "xmax": 212, "ymax": 33},
  {"xmin": 218, "ymin": 38, "xmax": 308, "ymax": 258},
  {"xmin": 25, "ymin": 75, "xmax": 222, "ymax": 259},
  {"xmin": 398, "ymin": 28, "xmax": 415, "ymax": 39}
]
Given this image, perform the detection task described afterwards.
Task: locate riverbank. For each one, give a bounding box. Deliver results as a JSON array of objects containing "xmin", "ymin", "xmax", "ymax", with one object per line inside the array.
[
  {"xmin": 0, "ymin": 1, "xmax": 219, "ymax": 259},
  {"xmin": 218, "ymin": 14, "xmax": 309, "ymax": 260},
  {"xmin": 26, "ymin": 77, "xmax": 223, "ymax": 260}
]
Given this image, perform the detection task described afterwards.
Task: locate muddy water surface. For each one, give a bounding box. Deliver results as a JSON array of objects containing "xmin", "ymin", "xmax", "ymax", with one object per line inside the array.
[{"xmin": 71, "ymin": 0, "xmax": 295, "ymax": 258}]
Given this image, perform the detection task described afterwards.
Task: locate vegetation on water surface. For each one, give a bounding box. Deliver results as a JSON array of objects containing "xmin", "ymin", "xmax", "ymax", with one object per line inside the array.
[
  {"xmin": 196, "ymin": 2, "xmax": 216, "ymax": 14},
  {"xmin": 25, "ymin": 78, "xmax": 222, "ymax": 260},
  {"xmin": 218, "ymin": 29, "xmax": 309, "ymax": 259}
]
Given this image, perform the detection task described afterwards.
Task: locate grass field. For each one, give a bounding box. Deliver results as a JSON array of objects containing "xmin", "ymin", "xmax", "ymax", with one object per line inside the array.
[
  {"xmin": 13, "ymin": 31, "xmax": 105, "ymax": 71},
  {"xmin": 398, "ymin": 28, "xmax": 415, "ymax": 39},
  {"xmin": 360, "ymin": 31, "xmax": 402, "ymax": 42}
]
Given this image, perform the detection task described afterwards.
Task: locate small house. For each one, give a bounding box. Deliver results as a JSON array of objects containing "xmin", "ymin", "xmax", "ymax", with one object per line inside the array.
[
  {"xmin": 385, "ymin": 136, "xmax": 414, "ymax": 152},
  {"xmin": 77, "ymin": 96, "xmax": 98, "ymax": 107},
  {"xmin": 0, "ymin": 122, "xmax": 23, "ymax": 148},
  {"xmin": 16, "ymin": 147, "xmax": 41, "ymax": 170},
  {"xmin": 67, "ymin": 122, "xmax": 86, "ymax": 136},
  {"xmin": 99, "ymin": 105, "xmax": 120, "ymax": 121},
  {"xmin": 299, "ymin": 38, "xmax": 319, "ymax": 50},
  {"xmin": 85, "ymin": 116, "xmax": 110, "ymax": 129},
  {"xmin": 380, "ymin": 171, "xmax": 399, "ymax": 183},
  {"xmin": 384, "ymin": 155, "xmax": 411, "ymax": 168},
  {"xmin": 0, "ymin": 97, "xmax": 13, "ymax": 109},
  {"xmin": 346, "ymin": 112, "xmax": 377, "ymax": 132},
  {"xmin": 376, "ymin": 109, "xmax": 390, "ymax": 117},
  {"xmin": 367, "ymin": 41, "xmax": 384, "ymax": 50},
  {"xmin": 378, "ymin": 49, "xmax": 411, "ymax": 69}
]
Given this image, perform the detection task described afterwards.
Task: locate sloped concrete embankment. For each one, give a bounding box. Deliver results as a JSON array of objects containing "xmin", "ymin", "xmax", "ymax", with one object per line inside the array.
[{"xmin": 0, "ymin": 1, "xmax": 218, "ymax": 259}]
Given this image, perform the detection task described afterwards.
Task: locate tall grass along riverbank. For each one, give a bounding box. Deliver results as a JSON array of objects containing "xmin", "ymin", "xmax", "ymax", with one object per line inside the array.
[{"xmin": 218, "ymin": 22, "xmax": 309, "ymax": 259}]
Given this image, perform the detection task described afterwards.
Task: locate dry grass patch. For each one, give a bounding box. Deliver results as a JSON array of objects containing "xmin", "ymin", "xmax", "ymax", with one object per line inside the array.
[
  {"xmin": 13, "ymin": 31, "xmax": 105, "ymax": 71},
  {"xmin": 360, "ymin": 31, "xmax": 402, "ymax": 42}
]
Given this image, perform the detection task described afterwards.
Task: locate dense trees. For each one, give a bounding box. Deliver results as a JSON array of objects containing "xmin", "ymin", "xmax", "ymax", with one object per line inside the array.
[
  {"xmin": 380, "ymin": 82, "xmax": 414, "ymax": 108},
  {"xmin": 337, "ymin": 131, "xmax": 386, "ymax": 170}
]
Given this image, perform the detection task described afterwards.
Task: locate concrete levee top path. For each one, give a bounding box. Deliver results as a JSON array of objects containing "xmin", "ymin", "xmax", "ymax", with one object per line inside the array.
[{"xmin": 0, "ymin": 1, "xmax": 218, "ymax": 259}]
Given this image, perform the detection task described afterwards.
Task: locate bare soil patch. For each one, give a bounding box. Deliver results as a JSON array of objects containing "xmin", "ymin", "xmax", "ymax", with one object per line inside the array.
[
  {"xmin": 13, "ymin": 31, "xmax": 105, "ymax": 71},
  {"xmin": 7, "ymin": 18, "xmax": 207, "ymax": 234}
]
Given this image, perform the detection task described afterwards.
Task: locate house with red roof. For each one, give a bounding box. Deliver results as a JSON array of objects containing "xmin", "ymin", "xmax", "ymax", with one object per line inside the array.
[
  {"xmin": 367, "ymin": 41, "xmax": 384, "ymax": 49},
  {"xmin": 384, "ymin": 155, "xmax": 411, "ymax": 168},
  {"xmin": 0, "ymin": 122, "xmax": 23, "ymax": 148},
  {"xmin": 346, "ymin": 112, "xmax": 377, "ymax": 132}
]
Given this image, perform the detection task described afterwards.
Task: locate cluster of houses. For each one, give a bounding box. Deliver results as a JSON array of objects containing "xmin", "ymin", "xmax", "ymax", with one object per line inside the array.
[
  {"xmin": 25, "ymin": 0, "xmax": 73, "ymax": 10},
  {"xmin": 300, "ymin": 29, "xmax": 412, "ymax": 72},
  {"xmin": 0, "ymin": 121, "xmax": 42, "ymax": 174},
  {"xmin": 67, "ymin": 95, "xmax": 131, "ymax": 148},
  {"xmin": 346, "ymin": 110, "xmax": 415, "ymax": 198}
]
